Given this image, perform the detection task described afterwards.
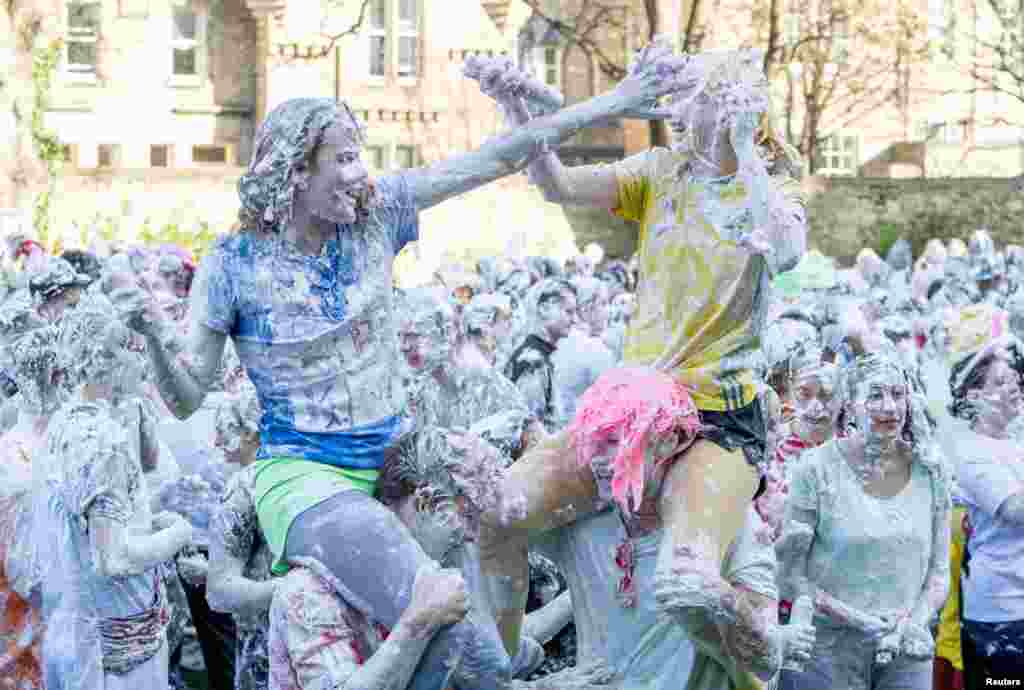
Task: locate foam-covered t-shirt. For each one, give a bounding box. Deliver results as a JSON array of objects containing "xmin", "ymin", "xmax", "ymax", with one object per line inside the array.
[
  {"xmin": 193, "ymin": 174, "xmax": 419, "ymax": 466},
  {"xmin": 612, "ymin": 148, "xmax": 805, "ymax": 412},
  {"xmin": 951, "ymin": 428, "xmax": 1024, "ymax": 622}
]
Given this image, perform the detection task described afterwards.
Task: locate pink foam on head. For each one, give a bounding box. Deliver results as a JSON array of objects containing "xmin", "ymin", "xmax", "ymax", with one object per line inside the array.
[{"xmin": 567, "ymin": 367, "xmax": 702, "ymax": 513}]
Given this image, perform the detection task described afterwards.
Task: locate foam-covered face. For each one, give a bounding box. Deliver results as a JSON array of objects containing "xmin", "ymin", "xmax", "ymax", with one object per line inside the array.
[
  {"xmin": 791, "ymin": 368, "xmax": 841, "ymax": 440},
  {"xmin": 81, "ymin": 320, "xmax": 133, "ymax": 388},
  {"xmin": 395, "ymin": 490, "xmax": 465, "ymax": 564},
  {"xmin": 10, "ymin": 351, "xmax": 62, "ymax": 415},
  {"xmin": 299, "ymin": 122, "xmax": 371, "ymax": 226},
  {"xmin": 611, "ymin": 293, "xmax": 635, "ymax": 322},
  {"xmin": 538, "ymin": 291, "xmax": 577, "ymax": 342},
  {"xmin": 970, "ymin": 354, "xmax": 1022, "ymax": 425},
  {"xmin": 670, "ymin": 96, "xmax": 728, "ymax": 164},
  {"xmin": 398, "ymin": 314, "xmax": 452, "ymax": 372},
  {"xmin": 38, "ymin": 286, "xmax": 83, "ymax": 323},
  {"xmin": 588, "ymin": 431, "xmax": 681, "ymax": 507},
  {"xmin": 502, "ymin": 270, "xmax": 532, "ymax": 296},
  {"xmin": 580, "ymin": 291, "xmax": 610, "ymax": 336},
  {"xmin": 849, "ymin": 369, "xmax": 909, "ymax": 441}
]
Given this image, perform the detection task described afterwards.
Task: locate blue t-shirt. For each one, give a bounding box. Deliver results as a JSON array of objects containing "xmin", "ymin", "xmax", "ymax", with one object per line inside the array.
[{"xmin": 193, "ymin": 174, "xmax": 419, "ymax": 467}]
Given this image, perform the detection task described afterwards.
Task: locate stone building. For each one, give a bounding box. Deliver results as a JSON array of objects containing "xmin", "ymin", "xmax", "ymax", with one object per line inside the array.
[{"xmin": 0, "ymin": 0, "xmax": 586, "ymax": 274}]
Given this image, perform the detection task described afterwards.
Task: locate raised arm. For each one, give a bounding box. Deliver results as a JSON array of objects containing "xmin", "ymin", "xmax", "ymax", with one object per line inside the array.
[
  {"xmin": 109, "ymin": 256, "xmax": 228, "ymax": 420},
  {"xmin": 409, "ymin": 38, "xmax": 687, "ymax": 211},
  {"xmin": 466, "ymin": 58, "xmax": 624, "ymax": 208}
]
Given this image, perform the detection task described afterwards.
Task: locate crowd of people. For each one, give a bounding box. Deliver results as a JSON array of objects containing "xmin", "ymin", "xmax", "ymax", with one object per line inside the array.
[{"xmin": 0, "ymin": 35, "xmax": 1022, "ymax": 690}]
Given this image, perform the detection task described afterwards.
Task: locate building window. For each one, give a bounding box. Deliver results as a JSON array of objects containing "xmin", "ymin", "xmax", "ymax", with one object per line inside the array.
[
  {"xmin": 66, "ymin": 1, "xmax": 101, "ymax": 75},
  {"xmin": 397, "ymin": 0, "xmax": 419, "ymax": 78},
  {"xmin": 369, "ymin": 0, "xmax": 387, "ymax": 77},
  {"xmin": 814, "ymin": 134, "xmax": 858, "ymax": 174},
  {"xmin": 543, "ymin": 46, "xmax": 559, "ymax": 85},
  {"xmin": 917, "ymin": 120, "xmax": 964, "ymax": 145},
  {"xmin": 395, "ymin": 145, "xmax": 417, "ymax": 169},
  {"xmin": 782, "ymin": 10, "xmax": 801, "ymax": 47},
  {"xmin": 171, "ymin": 0, "xmax": 199, "ymax": 76},
  {"xmin": 366, "ymin": 0, "xmax": 420, "ymax": 79},
  {"xmin": 831, "ymin": 14, "xmax": 850, "ymax": 66},
  {"xmin": 97, "ymin": 144, "xmax": 120, "ymax": 169},
  {"xmin": 150, "ymin": 145, "xmax": 170, "ymax": 167},
  {"xmin": 928, "ymin": 0, "xmax": 956, "ymax": 58},
  {"xmin": 366, "ymin": 145, "xmax": 386, "ymax": 170},
  {"xmin": 192, "ymin": 145, "xmax": 229, "ymax": 164}
]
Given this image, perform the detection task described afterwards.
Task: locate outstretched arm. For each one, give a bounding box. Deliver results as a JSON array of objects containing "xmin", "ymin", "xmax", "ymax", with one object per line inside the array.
[
  {"xmin": 466, "ymin": 58, "xmax": 630, "ymax": 209},
  {"xmin": 410, "ymin": 38, "xmax": 687, "ymax": 211}
]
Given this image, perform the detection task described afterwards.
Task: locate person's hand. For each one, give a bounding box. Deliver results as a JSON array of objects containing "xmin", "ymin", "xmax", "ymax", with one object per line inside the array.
[
  {"xmin": 176, "ymin": 552, "xmax": 209, "ymax": 587},
  {"xmin": 730, "ymin": 111, "xmax": 759, "ymax": 163},
  {"xmin": 405, "ymin": 564, "xmax": 470, "ymax": 635},
  {"xmin": 109, "ymin": 279, "xmax": 163, "ymax": 337},
  {"xmin": 615, "ymin": 36, "xmax": 693, "ymax": 120},
  {"xmin": 900, "ymin": 621, "xmax": 934, "ymax": 660},
  {"xmin": 153, "ymin": 511, "xmax": 188, "ymax": 532},
  {"xmin": 464, "ymin": 55, "xmax": 563, "ymax": 113},
  {"xmin": 873, "ymin": 613, "xmax": 911, "ymax": 665},
  {"xmin": 779, "ymin": 619, "xmax": 816, "ymax": 667}
]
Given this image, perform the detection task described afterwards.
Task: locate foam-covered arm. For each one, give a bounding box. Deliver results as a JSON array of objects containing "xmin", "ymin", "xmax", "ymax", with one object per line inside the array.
[
  {"xmin": 412, "ymin": 40, "xmax": 687, "ymax": 211},
  {"xmin": 522, "ymin": 589, "xmax": 573, "ymax": 644},
  {"xmin": 89, "ymin": 511, "xmax": 193, "ymax": 578},
  {"xmin": 813, "ymin": 590, "xmax": 898, "ymax": 636},
  {"xmin": 907, "ymin": 469, "xmax": 951, "ymax": 644},
  {"xmin": 998, "ymin": 491, "xmax": 1024, "ymax": 527},
  {"xmin": 144, "ymin": 261, "xmax": 228, "ymax": 419},
  {"xmin": 206, "ymin": 540, "xmax": 276, "ymax": 619},
  {"xmin": 407, "ymin": 89, "xmax": 628, "ymax": 211},
  {"xmin": 774, "ymin": 457, "xmax": 819, "ymax": 604}
]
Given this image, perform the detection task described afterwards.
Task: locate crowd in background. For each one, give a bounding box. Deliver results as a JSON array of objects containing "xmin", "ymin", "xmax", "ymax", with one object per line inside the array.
[{"xmin": 0, "ymin": 225, "xmax": 1022, "ymax": 689}]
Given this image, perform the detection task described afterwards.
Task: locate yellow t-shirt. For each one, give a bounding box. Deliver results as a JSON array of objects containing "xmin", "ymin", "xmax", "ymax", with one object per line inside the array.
[
  {"xmin": 613, "ymin": 148, "xmax": 805, "ymax": 412},
  {"xmin": 935, "ymin": 506, "xmax": 967, "ymax": 670}
]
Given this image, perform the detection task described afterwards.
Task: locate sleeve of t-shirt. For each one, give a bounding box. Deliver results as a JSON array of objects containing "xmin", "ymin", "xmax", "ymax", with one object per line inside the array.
[
  {"xmin": 191, "ymin": 243, "xmax": 237, "ymax": 335},
  {"xmin": 610, "ymin": 150, "xmax": 659, "ymax": 224},
  {"xmin": 957, "ymin": 459, "xmax": 1023, "ymax": 518},
  {"xmin": 376, "ymin": 173, "xmax": 420, "ymax": 255}
]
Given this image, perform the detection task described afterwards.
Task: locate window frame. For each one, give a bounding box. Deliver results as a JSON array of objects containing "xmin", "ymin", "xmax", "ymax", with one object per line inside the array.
[
  {"xmin": 169, "ymin": 0, "xmax": 208, "ymax": 87},
  {"xmin": 368, "ymin": 0, "xmax": 388, "ymax": 79},
  {"xmin": 365, "ymin": 144, "xmax": 387, "ymax": 171},
  {"xmin": 813, "ymin": 133, "xmax": 859, "ymax": 175},
  {"xmin": 150, "ymin": 144, "xmax": 172, "ymax": 168},
  {"xmin": 365, "ymin": 0, "xmax": 421, "ymax": 82},
  {"xmin": 191, "ymin": 144, "xmax": 233, "ymax": 166},
  {"xmin": 396, "ymin": 0, "xmax": 420, "ymax": 80},
  {"xmin": 394, "ymin": 144, "xmax": 417, "ymax": 170},
  {"xmin": 64, "ymin": 0, "xmax": 102, "ymax": 80}
]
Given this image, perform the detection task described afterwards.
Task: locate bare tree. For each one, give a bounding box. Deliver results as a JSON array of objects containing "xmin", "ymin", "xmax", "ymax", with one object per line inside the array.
[
  {"xmin": 761, "ymin": 0, "xmax": 930, "ymax": 173},
  {"xmin": 1, "ymin": 0, "xmax": 58, "ymax": 221},
  {"xmin": 938, "ymin": 0, "xmax": 1024, "ymax": 186}
]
